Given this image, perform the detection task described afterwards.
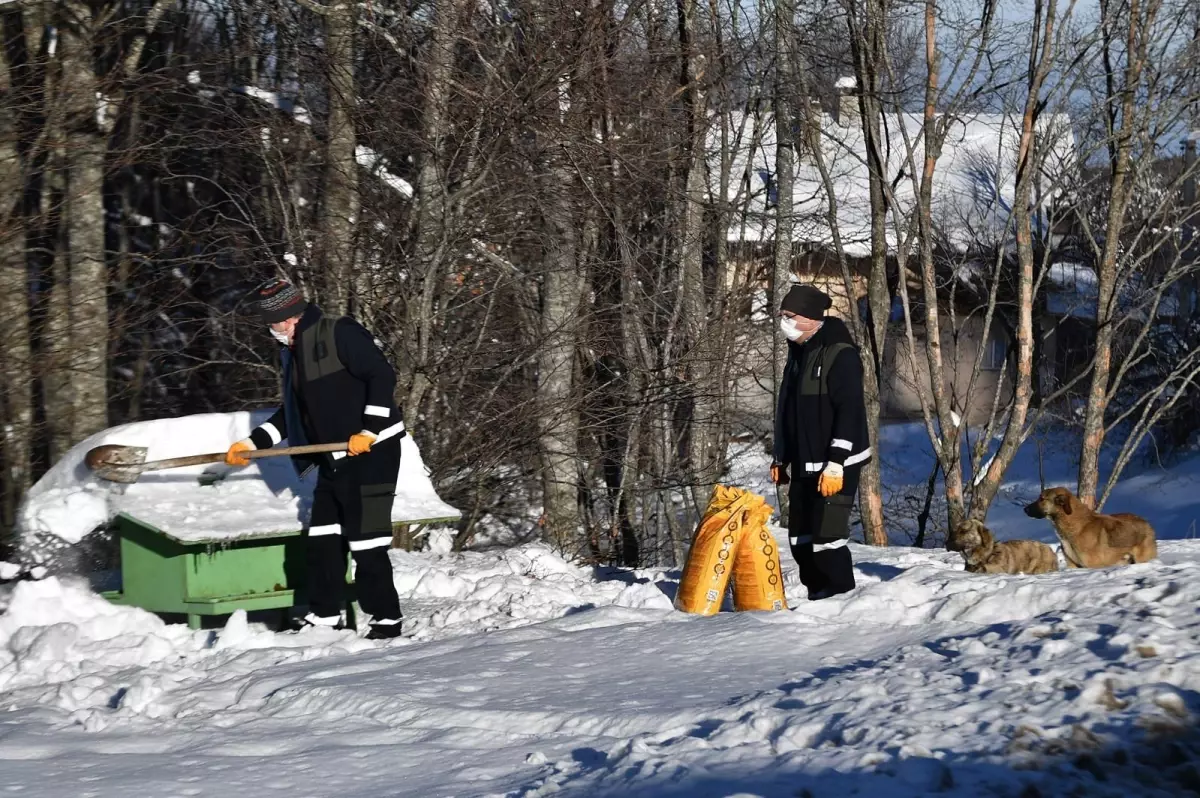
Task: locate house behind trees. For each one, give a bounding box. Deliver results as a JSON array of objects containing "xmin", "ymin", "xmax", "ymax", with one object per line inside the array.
[{"xmin": 713, "ymin": 82, "xmax": 1200, "ymax": 429}]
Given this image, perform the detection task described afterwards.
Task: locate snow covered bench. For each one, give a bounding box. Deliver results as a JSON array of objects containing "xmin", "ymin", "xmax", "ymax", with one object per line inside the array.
[{"xmin": 17, "ymin": 411, "xmax": 460, "ymax": 628}]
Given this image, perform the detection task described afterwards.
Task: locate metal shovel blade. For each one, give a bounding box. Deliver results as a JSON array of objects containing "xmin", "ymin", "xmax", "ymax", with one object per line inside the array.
[{"xmin": 85, "ymin": 444, "xmax": 149, "ymax": 484}]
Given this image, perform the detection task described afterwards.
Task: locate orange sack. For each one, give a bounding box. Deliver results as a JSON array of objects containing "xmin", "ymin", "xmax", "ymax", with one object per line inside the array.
[
  {"xmin": 732, "ymin": 500, "xmax": 788, "ymax": 612},
  {"xmin": 675, "ymin": 485, "xmax": 787, "ymax": 615}
]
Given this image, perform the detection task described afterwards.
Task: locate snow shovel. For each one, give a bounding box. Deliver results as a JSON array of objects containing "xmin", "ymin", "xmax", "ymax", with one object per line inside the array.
[{"xmin": 84, "ymin": 441, "xmax": 349, "ymax": 484}]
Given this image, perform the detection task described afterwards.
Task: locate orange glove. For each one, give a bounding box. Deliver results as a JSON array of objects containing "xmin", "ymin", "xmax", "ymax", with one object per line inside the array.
[
  {"xmin": 817, "ymin": 463, "xmax": 844, "ymax": 497},
  {"xmin": 770, "ymin": 462, "xmax": 790, "ymax": 485},
  {"xmin": 225, "ymin": 440, "xmax": 253, "ymax": 467},
  {"xmin": 347, "ymin": 431, "xmax": 377, "ymax": 456}
]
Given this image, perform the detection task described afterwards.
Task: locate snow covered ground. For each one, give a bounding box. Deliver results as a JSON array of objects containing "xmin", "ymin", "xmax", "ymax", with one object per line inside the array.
[
  {"xmin": 3, "ymin": 418, "xmax": 1200, "ymax": 796},
  {"xmin": 1, "ymin": 535, "xmax": 1200, "ymax": 797}
]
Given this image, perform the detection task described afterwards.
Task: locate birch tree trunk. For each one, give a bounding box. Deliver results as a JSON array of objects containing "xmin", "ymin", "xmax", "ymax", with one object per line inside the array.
[
  {"xmin": 706, "ymin": 2, "xmax": 738, "ymax": 483},
  {"xmin": 772, "ymin": 0, "xmax": 796, "ymax": 523},
  {"xmin": 43, "ymin": 187, "xmax": 74, "ymax": 463},
  {"xmin": 968, "ymin": 0, "xmax": 1060, "ymax": 517},
  {"xmin": 537, "ymin": 151, "xmax": 584, "ymax": 549},
  {"xmin": 401, "ymin": 0, "xmax": 460, "ymax": 423},
  {"xmin": 846, "ymin": 0, "xmax": 889, "ymax": 546},
  {"xmin": 911, "ymin": 0, "xmax": 968, "ymax": 525},
  {"xmin": 33, "ymin": 10, "xmax": 73, "ymax": 463},
  {"xmin": 1076, "ymin": 0, "xmax": 1161, "ymax": 508},
  {"xmin": 61, "ymin": 0, "xmax": 109, "ymax": 443},
  {"xmin": 318, "ymin": 0, "xmax": 358, "ymax": 314},
  {"xmin": 677, "ymin": 0, "xmax": 720, "ymax": 512},
  {"xmin": 0, "ymin": 41, "xmax": 33, "ymax": 525}
]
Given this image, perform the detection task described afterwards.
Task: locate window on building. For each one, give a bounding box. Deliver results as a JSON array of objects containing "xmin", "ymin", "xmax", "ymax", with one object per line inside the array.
[
  {"xmin": 758, "ymin": 170, "xmax": 777, "ymax": 209},
  {"xmin": 858, "ymin": 295, "xmax": 907, "ymax": 325},
  {"xmin": 983, "ymin": 331, "xmax": 1008, "ymax": 371}
]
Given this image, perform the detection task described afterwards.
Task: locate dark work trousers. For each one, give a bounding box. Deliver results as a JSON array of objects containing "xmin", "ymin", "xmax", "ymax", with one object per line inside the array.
[
  {"xmin": 305, "ymin": 434, "xmax": 403, "ymax": 626},
  {"xmin": 787, "ymin": 465, "xmax": 861, "ymax": 600}
]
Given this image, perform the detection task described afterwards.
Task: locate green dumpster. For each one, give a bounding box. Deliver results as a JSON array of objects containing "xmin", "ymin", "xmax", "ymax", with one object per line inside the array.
[
  {"xmin": 102, "ymin": 509, "xmax": 460, "ymax": 630},
  {"xmin": 102, "ymin": 512, "xmax": 308, "ymax": 629}
]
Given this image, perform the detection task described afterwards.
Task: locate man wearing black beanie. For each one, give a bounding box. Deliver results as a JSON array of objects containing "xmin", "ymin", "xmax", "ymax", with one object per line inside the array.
[{"xmin": 772, "ymin": 283, "xmax": 872, "ymax": 599}]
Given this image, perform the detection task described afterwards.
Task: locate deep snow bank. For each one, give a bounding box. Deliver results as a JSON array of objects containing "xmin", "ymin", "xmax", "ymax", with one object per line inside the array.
[
  {"xmin": 0, "ymin": 541, "xmax": 675, "ymax": 720},
  {"xmin": 3, "ymin": 539, "xmax": 1200, "ymax": 797}
]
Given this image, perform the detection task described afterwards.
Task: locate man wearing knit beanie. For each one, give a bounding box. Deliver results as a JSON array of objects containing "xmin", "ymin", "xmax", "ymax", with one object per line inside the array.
[
  {"xmin": 256, "ymin": 278, "xmax": 310, "ymax": 324},
  {"xmin": 772, "ymin": 283, "xmax": 873, "ymax": 600},
  {"xmin": 224, "ymin": 277, "xmax": 409, "ymax": 639}
]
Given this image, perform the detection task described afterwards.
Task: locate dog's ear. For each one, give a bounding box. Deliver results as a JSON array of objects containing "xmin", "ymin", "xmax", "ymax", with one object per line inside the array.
[{"xmin": 1054, "ymin": 491, "xmax": 1072, "ymax": 515}]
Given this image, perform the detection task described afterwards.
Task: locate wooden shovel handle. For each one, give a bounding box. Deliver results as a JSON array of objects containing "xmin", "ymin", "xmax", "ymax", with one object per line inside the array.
[
  {"xmin": 138, "ymin": 442, "xmax": 348, "ymax": 473},
  {"xmin": 246, "ymin": 442, "xmax": 348, "ymax": 458}
]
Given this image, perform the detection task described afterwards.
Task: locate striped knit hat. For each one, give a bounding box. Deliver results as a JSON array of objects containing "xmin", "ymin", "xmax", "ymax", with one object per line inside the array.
[{"xmin": 253, "ymin": 278, "xmax": 309, "ymax": 324}]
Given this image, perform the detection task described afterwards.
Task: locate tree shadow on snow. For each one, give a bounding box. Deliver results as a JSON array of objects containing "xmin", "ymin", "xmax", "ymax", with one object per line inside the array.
[
  {"xmin": 656, "ymin": 577, "xmax": 680, "ymax": 603},
  {"xmin": 588, "ymin": 567, "xmax": 651, "ymax": 586},
  {"xmin": 554, "ymin": 706, "xmax": 1200, "ymax": 798},
  {"xmin": 588, "ymin": 565, "xmax": 682, "ymax": 603},
  {"xmin": 536, "ymin": 619, "xmax": 1200, "ymax": 797}
]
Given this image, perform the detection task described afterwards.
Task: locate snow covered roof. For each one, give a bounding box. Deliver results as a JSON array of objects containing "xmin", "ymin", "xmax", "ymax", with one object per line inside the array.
[
  {"xmin": 1042, "ymin": 261, "xmax": 1186, "ymax": 320},
  {"xmin": 1042, "ymin": 261, "xmax": 1097, "ymax": 318},
  {"xmin": 17, "ymin": 412, "xmax": 460, "ymax": 552},
  {"xmin": 715, "ymin": 110, "xmax": 1076, "ymax": 257},
  {"xmin": 1046, "ymin": 261, "xmax": 1096, "ymax": 290}
]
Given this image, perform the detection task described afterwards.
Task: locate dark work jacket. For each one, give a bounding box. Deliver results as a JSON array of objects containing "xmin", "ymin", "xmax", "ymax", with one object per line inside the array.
[
  {"xmin": 250, "ymin": 304, "xmax": 405, "ymax": 475},
  {"xmin": 772, "ymin": 317, "xmax": 872, "ymax": 476}
]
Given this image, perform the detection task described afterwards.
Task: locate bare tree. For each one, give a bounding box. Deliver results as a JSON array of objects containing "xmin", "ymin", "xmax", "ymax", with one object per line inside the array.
[
  {"xmin": 317, "ymin": 0, "xmax": 359, "ymax": 314},
  {"xmin": 0, "ymin": 26, "xmax": 32, "ymax": 526},
  {"xmin": 772, "ymin": 0, "xmax": 798, "ymax": 523},
  {"xmin": 962, "ymin": 0, "xmax": 1064, "ymax": 518},
  {"xmin": 17, "ymin": 0, "xmax": 1200, "ymax": 571},
  {"xmin": 58, "ymin": 0, "xmax": 108, "ymax": 444},
  {"xmin": 675, "ymin": 0, "xmax": 718, "ymax": 511},
  {"xmin": 398, "ymin": 0, "xmax": 463, "ymax": 423},
  {"xmin": 1074, "ymin": 0, "xmax": 1200, "ymax": 507},
  {"xmin": 842, "ymin": 0, "xmax": 891, "ymax": 545}
]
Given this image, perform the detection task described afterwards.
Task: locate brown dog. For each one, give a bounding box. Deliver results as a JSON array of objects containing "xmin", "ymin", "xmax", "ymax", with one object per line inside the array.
[
  {"xmin": 947, "ymin": 519, "xmax": 1058, "ymax": 575},
  {"xmin": 1023, "ymin": 487, "xmax": 1157, "ymax": 568}
]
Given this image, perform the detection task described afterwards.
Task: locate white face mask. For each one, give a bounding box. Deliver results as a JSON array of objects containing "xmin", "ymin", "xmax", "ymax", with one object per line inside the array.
[
  {"xmin": 269, "ymin": 327, "xmax": 291, "ymax": 346},
  {"xmin": 780, "ymin": 317, "xmax": 822, "ymax": 343}
]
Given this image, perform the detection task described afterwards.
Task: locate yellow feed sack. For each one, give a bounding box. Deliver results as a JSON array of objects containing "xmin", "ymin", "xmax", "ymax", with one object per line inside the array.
[
  {"xmin": 732, "ymin": 502, "xmax": 788, "ymax": 612},
  {"xmin": 675, "ymin": 485, "xmax": 770, "ymax": 615}
]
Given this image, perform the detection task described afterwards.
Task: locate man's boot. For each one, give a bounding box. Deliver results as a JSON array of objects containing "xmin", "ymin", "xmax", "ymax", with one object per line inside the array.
[
  {"xmin": 366, "ymin": 619, "xmax": 403, "ymax": 640},
  {"xmin": 290, "ymin": 611, "xmax": 346, "ymax": 632}
]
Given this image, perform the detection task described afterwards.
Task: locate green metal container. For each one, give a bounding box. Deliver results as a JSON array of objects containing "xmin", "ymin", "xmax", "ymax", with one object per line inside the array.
[
  {"xmin": 102, "ymin": 512, "xmax": 309, "ymax": 629},
  {"xmin": 102, "ymin": 509, "xmax": 461, "ymax": 629}
]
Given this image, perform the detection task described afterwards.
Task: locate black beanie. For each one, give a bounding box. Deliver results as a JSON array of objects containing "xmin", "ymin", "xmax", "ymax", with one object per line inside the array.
[
  {"xmin": 253, "ymin": 278, "xmax": 309, "ymax": 324},
  {"xmin": 780, "ymin": 284, "xmax": 832, "ymax": 319}
]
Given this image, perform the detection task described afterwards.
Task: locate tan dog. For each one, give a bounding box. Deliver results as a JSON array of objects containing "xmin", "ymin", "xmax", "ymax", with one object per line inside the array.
[
  {"xmin": 1023, "ymin": 487, "xmax": 1157, "ymax": 568},
  {"xmin": 947, "ymin": 519, "xmax": 1059, "ymax": 575}
]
